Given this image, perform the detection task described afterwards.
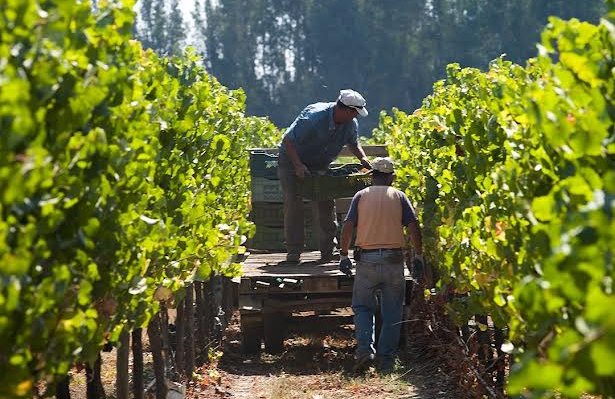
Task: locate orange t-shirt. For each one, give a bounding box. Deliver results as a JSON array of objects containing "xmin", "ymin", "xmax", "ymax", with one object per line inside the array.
[{"xmin": 344, "ymin": 186, "xmax": 417, "ymax": 249}]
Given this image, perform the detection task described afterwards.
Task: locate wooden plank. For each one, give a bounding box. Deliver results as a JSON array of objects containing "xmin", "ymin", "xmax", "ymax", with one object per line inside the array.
[
  {"xmin": 239, "ymin": 290, "xmax": 354, "ymax": 312},
  {"xmin": 240, "ymin": 251, "xmax": 345, "ymax": 278},
  {"xmin": 240, "ymin": 250, "xmax": 411, "ymax": 280},
  {"xmin": 287, "ymin": 314, "xmax": 354, "ymax": 327},
  {"xmin": 239, "ymin": 276, "xmax": 353, "ymax": 294},
  {"xmin": 264, "ymin": 297, "xmax": 352, "ymax": 312}
]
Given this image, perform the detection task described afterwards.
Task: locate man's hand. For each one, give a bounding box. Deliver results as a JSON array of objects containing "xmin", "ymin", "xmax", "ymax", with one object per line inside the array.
[
  {"xmin": 294, "ymin": 163, "xmax": 311, "ymax": 179},
  {"xmin": 360, "ymin": 157, "xmax": 372, "ymax": 170},
  {"xmin": 339, "ymin": 255, "xmax": 353, "ymax": 276},
  {"xmin": 411, "ymin": 254, "xmax": 425, "ymax": 283}
]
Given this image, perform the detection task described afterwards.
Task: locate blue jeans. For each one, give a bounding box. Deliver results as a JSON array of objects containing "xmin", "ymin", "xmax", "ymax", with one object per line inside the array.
[{"xmin": 352, "ymin": 250, "xmax": 406, "ymax": 364}]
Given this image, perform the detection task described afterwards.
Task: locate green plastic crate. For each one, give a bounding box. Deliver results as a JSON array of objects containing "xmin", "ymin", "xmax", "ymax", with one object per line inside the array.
[
  {"xmin": 249, "ymin": 225, "xmax": 318, "ymax": 250},
  {"xmin": 249, "ymin": 150, "xmax": 279, "ymax": 179},
  {"xmin": 251, "ymin": 177, "xmax": 283, "ymax": 202},
  {"xmin": 250, "ymin": 202, "xmax": 313, "ymax": 227},
  {"xmin": 300, "ymin": 164, "xmax": 371, "ymax": 200}
]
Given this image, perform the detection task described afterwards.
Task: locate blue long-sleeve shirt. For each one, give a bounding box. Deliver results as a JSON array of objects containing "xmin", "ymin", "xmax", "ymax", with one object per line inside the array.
[{"xmin": 278, "ymin": 102, "xmax": 359, "ymax": 169}]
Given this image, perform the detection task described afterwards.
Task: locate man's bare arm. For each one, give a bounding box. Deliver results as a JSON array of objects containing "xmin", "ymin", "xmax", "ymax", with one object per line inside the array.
[
  {"xmin": 346, "ymin": 143, "xmax": 371, "ymax": 169},
  {"xmin": 283, "ymin": 136, "xmax": 310, "ymax": 178},
  {"xmin": 340, "ymin": 220, "xmax": 354, "ymax": 255}
]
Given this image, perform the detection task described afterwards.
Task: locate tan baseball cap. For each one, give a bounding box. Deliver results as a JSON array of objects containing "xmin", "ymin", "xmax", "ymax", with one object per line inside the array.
[{"xmin": 372, "ymin": 157, "xmax": 395, "ymax": 174}]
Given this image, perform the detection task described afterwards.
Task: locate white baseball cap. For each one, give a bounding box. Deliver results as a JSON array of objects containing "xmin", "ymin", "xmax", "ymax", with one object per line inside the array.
[{"xmin": 338, "ymin": 89, "xmax": 368, "ymax": 117}]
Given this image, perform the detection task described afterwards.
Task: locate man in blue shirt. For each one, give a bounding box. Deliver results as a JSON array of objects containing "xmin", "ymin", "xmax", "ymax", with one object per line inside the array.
[{"xmin": 278, "ymin": 89, "xmax": 372, "ymax": 263}]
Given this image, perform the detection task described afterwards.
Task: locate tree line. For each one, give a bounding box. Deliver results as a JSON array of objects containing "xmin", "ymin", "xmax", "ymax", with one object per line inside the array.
[{"xmin": 134, "ymin": 0, "xmax": 605, "ymax": 133}]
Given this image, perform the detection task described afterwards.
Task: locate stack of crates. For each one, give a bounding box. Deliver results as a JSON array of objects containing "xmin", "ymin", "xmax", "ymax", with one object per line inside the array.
[{"xmin": 249, "ymin": 150, "xmax": 318, "ymax": 250}]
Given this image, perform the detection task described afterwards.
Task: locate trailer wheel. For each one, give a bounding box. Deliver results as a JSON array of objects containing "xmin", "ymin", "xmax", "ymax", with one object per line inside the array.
[
  {"xmin": 263, "ymin": 311, "xmax": 287, "ymax": 354},
  {"xmin": 240, "ymin": 312, "xmax": 263, "ymax": 354}
]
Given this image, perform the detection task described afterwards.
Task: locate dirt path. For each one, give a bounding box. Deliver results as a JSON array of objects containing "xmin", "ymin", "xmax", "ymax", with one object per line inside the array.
[{"xmin": 189, "ymin": 310, "xmax": 455, "ymax": 399}]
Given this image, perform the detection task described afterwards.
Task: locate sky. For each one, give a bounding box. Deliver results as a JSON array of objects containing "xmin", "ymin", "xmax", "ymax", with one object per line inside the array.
[
  {"xmin": 179, "ymin": 0, "xmax": 199, "ymax": 48},
  {"xmin": 135, "ymin": 0, "xmax": 203, "ymax": 48},
  {"xmin": 178, "ymin": 0, "xmax": 196, "ymax": 17}
]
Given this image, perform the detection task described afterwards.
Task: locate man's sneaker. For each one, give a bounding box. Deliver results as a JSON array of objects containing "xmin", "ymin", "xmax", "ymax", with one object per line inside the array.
[
  {"xmin": 353, "ymin": 353, "xmax": 375, "ymax": 372},
  {"xmin": 286, "ymin": 252, "xmax": 300, "ymax": 263}
]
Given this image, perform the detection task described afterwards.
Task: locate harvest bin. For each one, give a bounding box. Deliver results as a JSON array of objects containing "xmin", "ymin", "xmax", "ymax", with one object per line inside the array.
[
  {"xmin": 249, "ymin": 225, "xmax": 318, "ymax": 250},
  {"xmin": 300, "ymin": 164, "xmax": 371, "ymax": 200},
  {"xmin": 250, "ymin": 202, "xmax": 313, "ymax": 227},
  {"xmin": 251, "ymin": 177, "xmax": 284, "ymax": 202},
  {"xmin": 249, "ymin": 150, "xmax": 279, "ymax": 179}
]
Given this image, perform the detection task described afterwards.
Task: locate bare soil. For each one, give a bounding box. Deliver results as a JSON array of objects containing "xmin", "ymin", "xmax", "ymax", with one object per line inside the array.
[
  {"xmin": 187, "ymin": 309, "xmax": 456, "ymax": 399},
  {"xmin": 55, "ymin": 311, "xmax": 604, "ymax": 399}
]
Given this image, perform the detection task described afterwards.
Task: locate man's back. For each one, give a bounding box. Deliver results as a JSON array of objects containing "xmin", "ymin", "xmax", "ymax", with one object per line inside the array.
[{"xmin": 346, "ymin": 185, "xmax": 417, "ymax": 250}]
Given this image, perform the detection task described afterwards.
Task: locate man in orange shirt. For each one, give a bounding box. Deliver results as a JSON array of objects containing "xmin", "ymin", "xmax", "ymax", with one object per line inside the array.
[{"xmin": 338, "ymin": 157, "xmax": 423, "ymax": 373}]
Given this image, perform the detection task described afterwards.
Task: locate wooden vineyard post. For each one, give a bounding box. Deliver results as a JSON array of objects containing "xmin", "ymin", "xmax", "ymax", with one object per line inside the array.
[
  {"xmin": 132, "ymin": 328, "xmax": 144, "ymax": 399},
  {"xmin": 185, "ymin": 284, "xmax": 195, "ymax": 379},
  {"xmin": 223, "ymin": 278, "xmax": 235, "ymax": 320},
  {"xmin": 212, "ymin": 276, "xmax": 224, "ymax": 341},
  {"xmin": 203, "ymin": 279, "xmax": 214, "ymax": 343},
  {"xmin": 116, "ymin": 330, "xmax": 130, "ymax": 399},
  {"xmin": 194, "ymin": 281, "xmax": 208, "ymax": 360},
  {"xmin": 494, "ymin": 327, "xmax": 507, "ymax": 395},
  {"xmin": 148, "ymin": 312, "xmax": 167, "ymax": 399},
  {"xmin": 475, "ymin": 314, "xmax": 493, "ymax": 377},
  {"xmin": 55, "ymin": 376, "xmax": 70, "ymax": 399},
  {"xmin": 86, "ymin": 354, "xmax": 105, "ymax": 399},
  {"xmin": 175, "ymin": 298, "xmax": 185, "ymax": 376},
  {"xmin": 159, "ymin": 303, "xmax": 176, "ymax": 380}
]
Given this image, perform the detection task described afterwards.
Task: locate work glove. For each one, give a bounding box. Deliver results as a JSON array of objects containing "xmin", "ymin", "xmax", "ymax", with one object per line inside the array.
[
  {"xmin": 411, "ymin": 254, "xmax": 425, "ymax": 283},
  {"xmin": 339, "ymin": 255, "xmax": 353, "ymax": 276}
]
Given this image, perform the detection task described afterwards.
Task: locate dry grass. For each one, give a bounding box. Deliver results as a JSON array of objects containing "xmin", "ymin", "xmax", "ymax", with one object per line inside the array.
[{"xmin": 266, "ymin": 372, "xmax": 417, "ymax": 399}]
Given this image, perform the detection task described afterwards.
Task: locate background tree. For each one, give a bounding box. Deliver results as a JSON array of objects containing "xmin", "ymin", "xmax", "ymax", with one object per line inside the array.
[
  {"xmin": 190, "ymin": 0, "xmax": 605, "ymax": 133},
  {"xmin": 135, "ymin": 0, "xmax": 185, "ymax": 56}
]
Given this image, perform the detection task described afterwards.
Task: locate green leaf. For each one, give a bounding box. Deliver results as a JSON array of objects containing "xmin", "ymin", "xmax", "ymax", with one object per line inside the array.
[
  {"xmin": 560, "ymin": 52, "xmax": 599, "ymax": 87},
  {"xmin": 532, "ymin": 194, "xmax": 556, "ymax": 221},
  {"xmin": 590, "ymin": 340, "xmax": 615, "ymax": 376}
]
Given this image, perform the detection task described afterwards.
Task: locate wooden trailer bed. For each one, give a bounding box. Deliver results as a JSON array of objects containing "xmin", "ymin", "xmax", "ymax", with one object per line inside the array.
[{"xmin": 237, "ymin": 250, "xmax": 412, "ymax": 354}]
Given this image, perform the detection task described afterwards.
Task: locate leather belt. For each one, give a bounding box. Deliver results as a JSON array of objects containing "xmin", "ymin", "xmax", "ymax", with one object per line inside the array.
[{"xmin": 360, "ymin": 248, "xmax": 402, "ymax": 254}]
